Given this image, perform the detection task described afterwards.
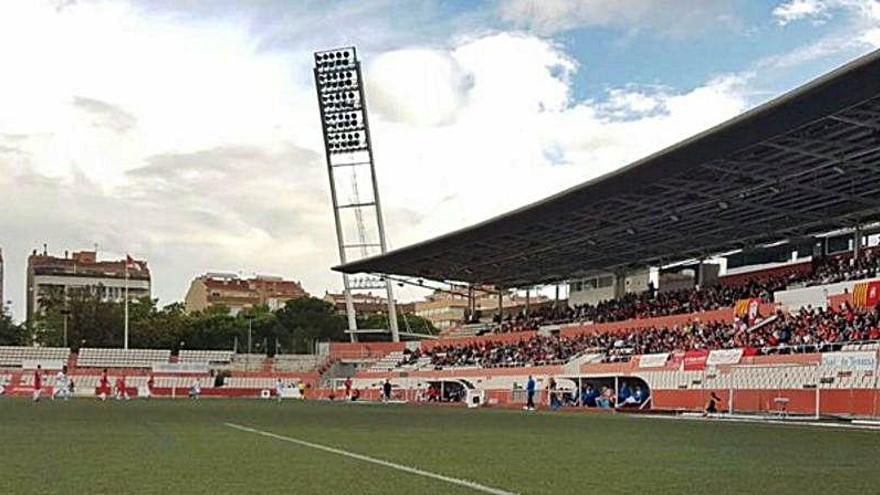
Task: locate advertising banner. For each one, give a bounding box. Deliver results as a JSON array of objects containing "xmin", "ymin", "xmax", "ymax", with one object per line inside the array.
[
  {"xmin": 638, "ymin": 353, "xmax": 669, "ymax": 368},
  {"xmin": 683, "ymin": 349, "xmax": 709, "ymax": 371},
  {"xmin": 821, "ymin": 351, "xmax": 877, "ymax": 371},
  {"xmin": 706, "ymin": 348, "xmax": 744, "ymax": 367}
]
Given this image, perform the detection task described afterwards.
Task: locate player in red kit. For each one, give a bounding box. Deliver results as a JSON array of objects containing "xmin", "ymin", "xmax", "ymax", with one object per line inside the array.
[
  {"xmin": 115, "ymin": 375, "xmax": 129, "ymax": 400},
  {"xmin": 344, "ymin": 377, "xmax": 352, "ymax": 399},
  {"xmin": 33, "ymin": 365, "xmax": 43, "ymax": 402},
  {"xmin": 145, "ymin": 374, "xmax": 155, "ymax": 399},
  {"xmin": 98, "ymin": 368, "xmax": 110, "ymax": 401}
]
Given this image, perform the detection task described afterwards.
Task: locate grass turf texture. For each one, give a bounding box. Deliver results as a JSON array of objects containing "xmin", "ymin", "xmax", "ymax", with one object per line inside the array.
[{"xmin": 2, "ymin": 399, "xmax": 879, "ymax": 494}]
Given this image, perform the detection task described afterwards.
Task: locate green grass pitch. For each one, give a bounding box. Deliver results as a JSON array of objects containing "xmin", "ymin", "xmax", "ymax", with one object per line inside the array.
[{"xmin": 2, "ymin": 398, "xmax": 879, "ymax": 494}]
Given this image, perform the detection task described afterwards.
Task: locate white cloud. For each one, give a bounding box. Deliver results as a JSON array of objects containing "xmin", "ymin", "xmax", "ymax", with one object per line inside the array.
[
  {"xmin": 498, "ymin": 0, "xmax": 740, "ymax": 36},
  {"xmin": 362, "ymin": 34, "xmax": 748, "ymax": 249},
  {"xmin": 367, "ymin": 49, "xmax": 472, "ymax": 126},
  {"xmin": 773, "ymin": 0, "xmax": 880, "ymax": 29},
  {"xmin": 4, "ymin": 0, "xmax": 869, "ymax": 322},
  {"xmin": 767, "ymin": 1, "xmax": 880, "ymax": 70},
  {"xmin": 773, "ymin": 0, "xmax": 831, "ymax": 25},
  {"xmin": 864, "ymin": 27, "xmax": 880, "ymax": 45}
]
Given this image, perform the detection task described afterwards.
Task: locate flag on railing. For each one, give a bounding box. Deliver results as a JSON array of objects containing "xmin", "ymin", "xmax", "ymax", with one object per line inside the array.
[
  {"xmin": 852, "ymin": 281, "xmax": 880, "ymax": 308},
  {"xmin": 734, "ymin": 298, "xmax": 760, "ymax": 322}
]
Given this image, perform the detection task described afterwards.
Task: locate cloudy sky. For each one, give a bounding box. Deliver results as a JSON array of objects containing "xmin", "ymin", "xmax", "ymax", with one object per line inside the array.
[{"xmin": 1, "ymin": 0, "xmax": 879, "ymax": 320}]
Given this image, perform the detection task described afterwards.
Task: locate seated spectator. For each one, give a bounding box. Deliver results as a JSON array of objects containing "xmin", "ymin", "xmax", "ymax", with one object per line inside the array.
[
  {"xmin": 596, "ymin": 387, "xmax": 613, "ymax": 408},
  {"xmin": 632, "ymin": 385, "xmax": 646, "ymax": 405}
]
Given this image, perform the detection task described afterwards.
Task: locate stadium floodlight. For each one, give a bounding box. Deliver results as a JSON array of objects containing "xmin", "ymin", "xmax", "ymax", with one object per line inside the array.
[
  {"xmin": 313, "ymin": 46, "xmax": 400, "ymax": 343},
  {"xmin": 314, "ymin": 48, "xmax": 370, "ymax": 155}
]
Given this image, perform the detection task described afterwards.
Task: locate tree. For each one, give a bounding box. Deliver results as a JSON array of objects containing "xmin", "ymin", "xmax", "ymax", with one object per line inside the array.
[
  {"xmin": 35, "ymin": 287, "xmax": 124, "ymax": 349},
  {"xmin": 274, "ymin": 297, "xmax": 346, "ymax": 353},
  {"xmin": 131, "ymin": 300, "xmax": 192, "ymax": 350},
  {"xmin": 0, "ymin": 309, "xmax": 26, "ymax": 345},
  {"xmin": 180, "ymin": 307, "xmax": 241, "ymax": 352}
]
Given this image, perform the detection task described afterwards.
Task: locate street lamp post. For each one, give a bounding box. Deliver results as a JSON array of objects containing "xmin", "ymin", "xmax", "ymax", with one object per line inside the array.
[
  {"xmin": 248, "ymin": 318, "xmax": 253, "ymax": 354},
  {"xmin": 60, "ymin": 308, "xmax": 71, "ymax": 348},
  {"xmin": 246, "ymin": 314, "xmax": 254, "ymax": 370}
]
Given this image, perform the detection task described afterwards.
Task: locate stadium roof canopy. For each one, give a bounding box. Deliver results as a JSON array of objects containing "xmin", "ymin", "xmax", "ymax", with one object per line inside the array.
[{"xmin": 336, "ymin": 49, "xmax": 880, "ymax": 288}]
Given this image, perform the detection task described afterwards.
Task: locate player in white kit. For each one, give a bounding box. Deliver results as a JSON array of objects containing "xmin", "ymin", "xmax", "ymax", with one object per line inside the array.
[
  {"xmin": 53, "ymin": 368, "xmax": 70, "ymax": 400},
  {"xmin": 275, "ymin": 378, "xmax": 285, "ymax": 402}
]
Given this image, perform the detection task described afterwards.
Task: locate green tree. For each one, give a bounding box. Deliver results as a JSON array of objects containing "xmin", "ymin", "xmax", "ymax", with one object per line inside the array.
[
  {"xmin": 131, "ymin": 300, "xmax": 191, "ymax": 350},
  {"xmin": 35, "ymin": 286, "xmax": 124, "ymax": 349},
  {"xmin": 0, "ymin": 309, "xmax": 26, "ymax": 345},
  {"xmin": 274, "ymin": 297, "xmax": 346, "ymax": 353}
]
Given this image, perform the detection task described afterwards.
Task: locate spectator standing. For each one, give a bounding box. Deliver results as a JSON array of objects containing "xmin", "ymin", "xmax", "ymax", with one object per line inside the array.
[
  {"xmin": 525, "ymin": 375, "xmax": 536, "ymax": 411},
  {"xmin": 383, "ymin": 379, "xmax": 392, "ymax": 402}
]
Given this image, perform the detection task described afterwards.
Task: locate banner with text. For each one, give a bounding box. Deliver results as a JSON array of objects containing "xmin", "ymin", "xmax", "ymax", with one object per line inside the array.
[
  {"xmin": 706, "ymin": 348, "xmax": 744, "ymax": 367},
  {"xmin": 638, "ymin": 353, "xmax": 670, "ymax": 368},
  {"xmin": 821, "ymin": 351, "xmax": 877, "ymax": 371}
]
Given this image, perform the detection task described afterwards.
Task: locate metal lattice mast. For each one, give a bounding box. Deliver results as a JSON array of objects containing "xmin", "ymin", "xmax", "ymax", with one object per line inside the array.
[{"xmin": 313, "ymin": 47, "xmax": 400, "ymax": 343}]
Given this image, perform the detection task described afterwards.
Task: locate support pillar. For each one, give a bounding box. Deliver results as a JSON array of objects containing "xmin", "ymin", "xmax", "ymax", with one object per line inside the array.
[
  {"xmin": 613, "ymin": 269, "xmax": 627, "ymax": 299},
  {"xmin": 467, "ymin": 284, "xmax": 475, "ymax": 323},
  {"xmin": 525, "ymin": 288, "xmax": 531, "ymax": 317},
  {"xmin": 854, "ymin": 226, "xmax": 863, "ymax": 260}
]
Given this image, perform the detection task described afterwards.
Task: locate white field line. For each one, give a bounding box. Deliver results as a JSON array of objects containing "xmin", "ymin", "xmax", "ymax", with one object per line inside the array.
[
  {"xmin": 224, "ymin": 422, "xmax": 517, "ymax": 495},
  {"xmin": 631, "ymin": 413, "xmax": 880, "ymax": 432}
]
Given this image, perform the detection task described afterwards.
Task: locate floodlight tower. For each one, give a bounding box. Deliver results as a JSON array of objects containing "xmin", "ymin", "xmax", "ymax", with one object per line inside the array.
[{"xmin": 313, "ymin": 47, "xmax": 400, "ymax": 343}]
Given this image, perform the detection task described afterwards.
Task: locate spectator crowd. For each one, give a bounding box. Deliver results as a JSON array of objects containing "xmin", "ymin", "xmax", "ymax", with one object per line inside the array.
[
  {"xmin": 398, "ymin": 303, "xmax": 880, "ymax": 369},
  {"xmin": 488, "ymin": 246, "xmax": 880, "ymax": 334},
  {"xmin": 805, "ymin": 248, "xmax": 880, "ymax": 287}
]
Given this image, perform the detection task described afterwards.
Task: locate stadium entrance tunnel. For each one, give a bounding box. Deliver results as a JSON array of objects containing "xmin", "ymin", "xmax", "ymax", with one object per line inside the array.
[{"xmin": 563, "ymin": 375, "xmax": 652, "ymax": 410}]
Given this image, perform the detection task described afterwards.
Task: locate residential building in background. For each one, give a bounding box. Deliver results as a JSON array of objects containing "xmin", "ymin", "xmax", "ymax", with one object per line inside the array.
[
  {"xmin": 184, "ymin": 273, "xmax": 308, "ymax": 315},
  {"xmin": 322, "ymin": 291, "xmax": 415, "ymax": 317},
  {"xmin": 26, "ymin": 249, "xmax": 151, "ymax": 322},
  {"xmin": 413, "ymin": 291, "xmax": 470, "ymax": 330},
  {"xmin": 414, "ymin": 288, "xmax": 551, "ymax": 330}
]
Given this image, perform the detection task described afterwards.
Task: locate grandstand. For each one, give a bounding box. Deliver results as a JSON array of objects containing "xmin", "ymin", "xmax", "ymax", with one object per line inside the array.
[{"xmin": 321, "ymin": 48, "xmax": 880, "ymax": 419}]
